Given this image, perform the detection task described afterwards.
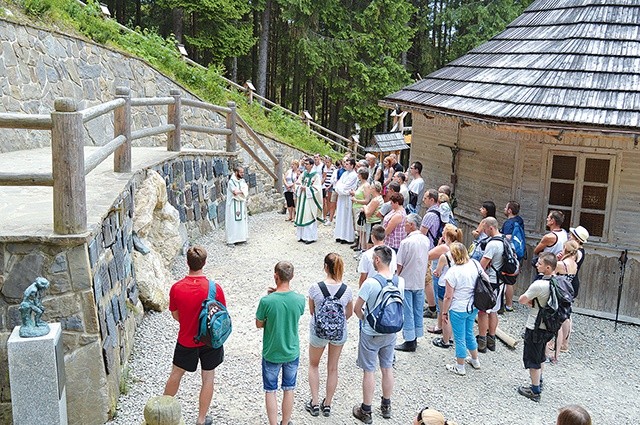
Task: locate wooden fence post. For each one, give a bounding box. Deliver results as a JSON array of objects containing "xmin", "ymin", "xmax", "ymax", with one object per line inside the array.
[
  {"xmin": 167, "ymin": 89, "xmax": 182, "ymax": 152},
  {"xmin": 275, "ymin": 152, "xmax": 283, "ymax": 195},
  {"xmin": 226, "ymin": 101, "xmax": 237, "ymax": 153},
  {"xmin": 51, "ymin": 98, "xmax": 87, "ymax": 234},
  {"xmin": 114, "ymin": 86, "xmax": 131, "ymax": 172},
  {"xmin": 244, "ymin": 81, "xmax": 256, "ymax": 105}
]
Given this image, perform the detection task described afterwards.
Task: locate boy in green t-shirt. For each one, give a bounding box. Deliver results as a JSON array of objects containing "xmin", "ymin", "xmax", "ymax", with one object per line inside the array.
[{"xmin": 256, "ymin": 261, "xmax": 306, "ymax": 425}]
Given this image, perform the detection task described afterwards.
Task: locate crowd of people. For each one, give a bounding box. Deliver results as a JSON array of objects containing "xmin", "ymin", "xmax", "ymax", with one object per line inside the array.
[{"xmin": 171, "ymin": 154, "xmax": 593, "ymax": 425}]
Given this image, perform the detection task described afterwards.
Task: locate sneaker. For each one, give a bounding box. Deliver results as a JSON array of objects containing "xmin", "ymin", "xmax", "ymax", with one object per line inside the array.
[
  {"xmin": 517, "ymin": 385, "xmax": 541, "ymax": 402},
  {"xmin": 323, "ymin": 220, "xmax": 332, "ymax": 226},
  {"xmin": 305, "ymin": 400, "xmax": 320, "ymax": 417},
  {"xmin": 196, "ymin": 416, "xmax": 213, "ymax": 425},
  {"xmin": 432, "ymin": 337, "xmax": 452, "ymax": 349},
  {"xmin": 465, "ymin": 356, "xmax": 480, "ymax": 370},
  {"xmin": 380, "ymin": 402, "xmax": 392, "ymax": 419},
  {"xmin": 505, "ymin": 305, "xmax": 514, "ymax": 312},
  {"xmin": 320, "ymin": 399, "xmax": 331, "ymax": 417},
  {"xmin": 445, "ymin": 364, "xmax": 466, "ymax": 376},
  {"xmin": 352, "ymin": 405, "xmax": 373, "ymax": 424}
]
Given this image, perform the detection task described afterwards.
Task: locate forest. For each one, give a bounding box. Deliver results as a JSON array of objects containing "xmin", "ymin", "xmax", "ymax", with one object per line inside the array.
[{"xmin": 86, "ymin": 0, "xmax": 533, "ymax": 140}]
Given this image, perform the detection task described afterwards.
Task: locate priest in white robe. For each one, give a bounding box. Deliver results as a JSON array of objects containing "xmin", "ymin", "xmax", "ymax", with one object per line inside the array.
[
  {"xmin": 333, "ymin": 158, "xmax": 358, "ymax": 243},
  {"xmin": 225, "ymin": 166, "xmax": 249, "ymax": 244},
  {"xmin": 294, "ymin": 158, "xmax": 323, "ymax": 244}
]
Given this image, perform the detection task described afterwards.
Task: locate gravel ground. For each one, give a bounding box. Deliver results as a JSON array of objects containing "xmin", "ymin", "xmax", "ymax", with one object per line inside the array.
[{"xmin": 107, "ymin": 210, "xmax": 640, "ymax": 425}]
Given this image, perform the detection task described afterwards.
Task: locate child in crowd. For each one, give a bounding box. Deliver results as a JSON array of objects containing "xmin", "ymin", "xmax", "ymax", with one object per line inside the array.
[
  {"xmin": 256, "ymin": 261, "xmax": 305, "ymax": 425},
  {"xmin": 438, "ymin": 193, "xmax": 451, "ymax": 223}
]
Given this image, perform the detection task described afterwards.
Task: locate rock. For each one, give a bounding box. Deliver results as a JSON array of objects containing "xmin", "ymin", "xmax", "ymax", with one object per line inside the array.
[
  {"xmin": 141, "ymin": 395, "xmax": 185, "ymax": 425},
  {"xmin": 131, "ymin": 250, "xmax": 169, "ymax": 312}
]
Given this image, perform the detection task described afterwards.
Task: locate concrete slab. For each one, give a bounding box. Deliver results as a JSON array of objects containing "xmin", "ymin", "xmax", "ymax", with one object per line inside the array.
[{"xmin": 0, "ymin": 147, "xmax": 179, "ymax": 241}]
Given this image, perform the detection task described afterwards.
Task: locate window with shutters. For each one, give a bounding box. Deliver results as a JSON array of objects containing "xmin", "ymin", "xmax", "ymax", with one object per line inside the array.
[{"xmin": 545, "ymin": 153, "xmax": 614, "ymax": 239}]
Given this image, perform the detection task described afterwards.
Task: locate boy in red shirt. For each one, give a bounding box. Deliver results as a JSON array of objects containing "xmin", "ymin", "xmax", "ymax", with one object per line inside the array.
[{"xmin": 164, "ymin": 246, "xmax": 226, "ymax": 425}]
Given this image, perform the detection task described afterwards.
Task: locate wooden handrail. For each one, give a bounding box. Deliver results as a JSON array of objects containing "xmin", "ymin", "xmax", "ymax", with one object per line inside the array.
[
  {"xmin": 0, "ymin": 171, "xmax": 54, "ymax": 186},
  {"xmin": 82, "ymin": 98, "xmax": 126, "ymax": 123},
  {"xmin": 235, "ymin": 114, "xmax": 278, "ymax": 164},
  {"xmin": 131, "ymin": 97, "xmax": 175, "ymax": 107},
  {"xmin": 131, "ymin": 124, "xmax": 175, "ymax": 141},
  {"xmin": 236, "ymin": 135, "xmax": 277, "ymax": 181},
  {"xmin": 182, "ymin": 98, "xmax": 232, "ymax": 114},
  {"xmin": 84, "ymin": 135, "xmax": 127, "ymax": 175},
  {"xmin": 182, "ymin": 124, "xmax": 232, "ymax": 136},
  {"xmin": 0, "ymin": 113, "xmax": 52, "ymax": 130}
]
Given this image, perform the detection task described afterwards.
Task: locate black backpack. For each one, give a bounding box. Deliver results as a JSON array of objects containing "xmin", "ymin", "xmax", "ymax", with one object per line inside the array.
[
  {"xmin": 471, "ymin": 260, "xmax": 497, "ymax": 312},
  {"xmin": 534, "ymin": 276, "xmax": 573, "ymax": 336},
  {"xmin": 314, "ymin": 282, "xmax": 347, "ymax": 341},
  {"xmin": 488, "ymin": 236, "xmax": 520, "ymax": 285},
  {"xmin": 426, "ymin": 209, "xmax": 444, "ymax": 246}
]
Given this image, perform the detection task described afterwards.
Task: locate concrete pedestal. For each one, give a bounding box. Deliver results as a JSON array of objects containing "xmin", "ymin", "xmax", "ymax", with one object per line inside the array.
[{"xmin": 8, "ymin": 323, "xmax": 68, "ymax": 425}]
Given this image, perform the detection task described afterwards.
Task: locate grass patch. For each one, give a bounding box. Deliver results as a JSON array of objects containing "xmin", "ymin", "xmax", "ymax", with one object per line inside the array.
[{"xmin": 7, "ymin": 0, "xmax": 338, "ymax": 156}]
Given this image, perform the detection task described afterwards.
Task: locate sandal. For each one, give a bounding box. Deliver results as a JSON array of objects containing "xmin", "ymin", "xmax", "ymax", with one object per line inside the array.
[
  {"xmin": 427, "ymin": 326, "xmax": 442, "ymax": 334},
  {"xmin": 305, "ymin": 400, "xmax": 320, "ymax": 417},
  {"xmin": 320, "ymin": 398, "xmax": 331, "ymax": 417},
  {"xmin": 432, "ymin": 337, "xmax": 452, "ymax": 349}
]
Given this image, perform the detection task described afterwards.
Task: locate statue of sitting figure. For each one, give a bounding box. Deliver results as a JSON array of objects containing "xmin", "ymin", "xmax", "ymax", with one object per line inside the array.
[{"xmin": 18, "ymin": 277, "xmax": 51, "ymax": 338}]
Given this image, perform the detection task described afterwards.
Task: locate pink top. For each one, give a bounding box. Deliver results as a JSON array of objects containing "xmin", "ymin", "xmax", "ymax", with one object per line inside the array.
[{"xmin": 383, "ymin": 208, "xmax": 407, "ymax": 249}]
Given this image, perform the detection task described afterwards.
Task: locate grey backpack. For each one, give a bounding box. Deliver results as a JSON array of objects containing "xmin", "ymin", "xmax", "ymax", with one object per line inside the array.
[{"xmin": 314, "ymin": 282, "xmax": 347, "ymax": 341}]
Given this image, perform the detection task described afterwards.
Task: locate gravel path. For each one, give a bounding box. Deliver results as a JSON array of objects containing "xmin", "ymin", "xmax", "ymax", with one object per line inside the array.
[{"xmin": 107, "ymin": 211, "xmax": 640, "ymax": 425}]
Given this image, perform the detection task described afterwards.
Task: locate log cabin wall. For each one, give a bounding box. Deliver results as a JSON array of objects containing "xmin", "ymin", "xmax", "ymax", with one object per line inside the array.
[{"xmin": 409, "ymin": 113, "xmax": 640, "ymax": 322}]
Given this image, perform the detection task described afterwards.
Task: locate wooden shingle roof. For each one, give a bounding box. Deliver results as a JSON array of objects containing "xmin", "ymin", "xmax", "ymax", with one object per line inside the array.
[
  {"xmin": 383, "ymin": 0, "xmax": 640, "ymax": 130},
  {"xmin": 366, "ymin": 132, "xmax": 410, "ymax": 153}
]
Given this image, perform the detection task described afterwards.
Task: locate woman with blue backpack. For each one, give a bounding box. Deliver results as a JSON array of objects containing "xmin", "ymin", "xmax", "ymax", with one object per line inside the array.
[{"xmin": 305, "ymin": 253, "xmax": 354, "ymax": 417}]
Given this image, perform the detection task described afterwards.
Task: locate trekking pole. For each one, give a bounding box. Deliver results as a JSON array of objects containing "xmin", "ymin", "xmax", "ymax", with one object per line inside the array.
[{"xmin": 614, "ymin": 249, "xmax": 628, "ymax": 331}]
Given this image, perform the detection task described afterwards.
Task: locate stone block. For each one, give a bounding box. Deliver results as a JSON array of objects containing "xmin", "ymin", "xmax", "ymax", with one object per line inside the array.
[
  {"xmin": 43, "ymin": 293, "xmax": 81, "ymax": 321},
  {"xmin": 1, "ymin": 252, "xmax": 45, "ymax": 300},
  {"xmin": 0, "ymin": 246, "xmax": 5, "ymax": 275},
  {"xmin": 206, "ymin": 159, "xmax": 213, "ymax": 180},
  {"xmin": 184, "ymin": 185, "xmax": 192, "ymax": 206},
  {"xmin": 65, "ymin": 340, "xmax": 110, "ymax": 425},
  {"xmin": 7, "ymin": 324, "xmax": 67, "ymax": 424},
  {"xmin": 102, "ymin": 219, "xmax": 115, "ymax": 248},
  {"xmin": 184, "ymin": 159, "xmax": 193, "ymax": 181},
  {"xmin": 6, "ymin": 306, "xmax": 21, "ymax": 330},
  {"xmin": 186, "ymin": 207, "xmax": 194, "ymax": 221},
  {"xmin": 217, "ymin": 203, "xmax": 226, "ymax": 225},
  {"xmin": 194, "ymin": 158, "xmax": 201, "ymax": 180},
  {"xmin": 61, "ymin": 315, "xmax": 83, "ymax": 332},
  {"xmin": 80, "ymin": 291, "xmax": 100, "ymax": 335},
  {"xmin": 193, "ymin": 201, "xmax": 201, "ymax": 221},
  {"xmin": 49, "ymin": 274, "xmax": 71, "ymax": 295},
  {"xmin": 111, "ymin": 296, "xmax": 120, "ymax": 324},
  {"xmin": 191, "ymin": 183, "xmax": 200, "ymax": 203},
  {"xmin": 177, "ymin": 205, "xmax": 186, "ymax": 223},
  {"xmin": 88, "ymin": 238, "xmax": 98, "ymax": 269},
  {"xmin": 214, "ymin": 159, "xmax": 224, "ymax": 176},
  {"xmin": 207, "ymin": 202, "xmax": 218, "ymax": 221},
  {"xmin": 107, "ymin": 260, "xmax": 118, "ymax": 290},
  {"xmin": 97, "ymin": 307, "xmax": 107, "ymax": 341},
  {"xmin": 68, "ymin": 244, "xmax": 92, "ymax": 291}
]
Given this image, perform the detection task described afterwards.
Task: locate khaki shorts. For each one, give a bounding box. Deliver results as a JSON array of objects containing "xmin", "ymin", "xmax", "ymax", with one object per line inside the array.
[{"xmin": 330, "ymin": 191, "xmax": 338, "ymax": 203}]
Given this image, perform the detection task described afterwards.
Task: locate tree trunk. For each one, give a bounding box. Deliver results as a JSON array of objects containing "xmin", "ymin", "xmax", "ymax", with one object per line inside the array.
[
  {"xmin": 231, "ymin": 57, "xmax": 238, "ymax": 82},
  {"xmin": 172, "ymin": 8, "xmax": 183, "ymax": 43},
  {"xmin": 135, "ymin": 0, "xmax": 141, "ymax": 27},
  {"xmin": 256, "ymin": 0, "xmax": 271, "ymax": 98}
]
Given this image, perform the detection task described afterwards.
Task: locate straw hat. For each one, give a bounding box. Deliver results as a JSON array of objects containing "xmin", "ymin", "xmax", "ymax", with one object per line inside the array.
[{"xmin": 570, "ymin": 226, "xmax": 590, "ymax": 243}]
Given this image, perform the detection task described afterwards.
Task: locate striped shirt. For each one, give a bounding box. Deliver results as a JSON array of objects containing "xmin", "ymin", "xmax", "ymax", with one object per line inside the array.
[{"xmin": 324, "ymin": 165, "xmax": 335, "ymax": 189}]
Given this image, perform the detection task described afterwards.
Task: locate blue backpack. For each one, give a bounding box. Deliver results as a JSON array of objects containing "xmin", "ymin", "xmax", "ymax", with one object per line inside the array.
[
  {"xmin": 195, "ymin": 280, "xmax": 232, "ymax": 348},
  {"xmin": 511, "ymin": 221, "xmax": 527, "ymax": 260},
  {"xmin": 365, "ymin": 274, "xmax": 404, "ymax": 334}
]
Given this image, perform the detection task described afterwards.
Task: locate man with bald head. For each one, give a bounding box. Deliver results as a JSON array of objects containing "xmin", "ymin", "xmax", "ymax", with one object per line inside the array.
[{"xmin": 477, "ymin": 217, "xmax": 505, "ymax": 353}]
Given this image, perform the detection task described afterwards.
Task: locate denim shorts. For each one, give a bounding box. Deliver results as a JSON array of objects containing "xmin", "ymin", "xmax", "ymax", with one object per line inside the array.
[
  {"xmin": 356, "ymin": 331, "xmax": 396, "ymax": 372},
  {"xmin": 309, "ymin": 328, "xmax": 347, "ymax": 348},
  {"xmin": 436, "ymin": 284, "xmax": 446, "ymax": 301},
  {"xmin": 262, "ymin": 357, "xmax": 300, "ymax": 392}
]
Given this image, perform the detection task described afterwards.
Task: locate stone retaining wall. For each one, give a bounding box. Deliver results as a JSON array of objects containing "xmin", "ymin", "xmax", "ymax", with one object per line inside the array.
[{"xmin": 0, "ymin": 152, "xmax": 237, "ymax": 424}]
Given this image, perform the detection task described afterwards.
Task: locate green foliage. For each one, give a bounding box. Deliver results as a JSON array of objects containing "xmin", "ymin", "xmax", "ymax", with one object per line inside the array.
[{"xmin": 21, "ymin": 0, "xmax": 53, "ymax": 17}]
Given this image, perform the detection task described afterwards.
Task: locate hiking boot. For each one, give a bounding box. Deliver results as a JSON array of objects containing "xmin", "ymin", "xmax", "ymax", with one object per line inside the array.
[
  {"xmin": 476, "ymin": 335, "xmax": 487, "ymax": 353},
  {"xmin": 423, "ymin": 307, "xmax": 437, "ymax": 319},
  {"xmin": 380, "ymin": 400, "xmax": 392, "ymax": 419},
  {"xmin": 487, "ymin": 335, "xmax": 496, "ymax": 351},
  {"xmin": 394, "ymin": 340, "xmax": 417, "ymax": 352},
  {"xmin": 353, "ymin": 405, "xmax": 373, "ymax": 424},
  {"xmin": 517, "ymin": 385, "xmax": 541, "ymax": 402}
]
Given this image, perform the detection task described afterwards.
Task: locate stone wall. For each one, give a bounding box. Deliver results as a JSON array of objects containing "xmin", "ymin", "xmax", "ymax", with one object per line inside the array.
[{"xmin": 0, "ymin": 151, "xmax": 238, "ymax": 424}]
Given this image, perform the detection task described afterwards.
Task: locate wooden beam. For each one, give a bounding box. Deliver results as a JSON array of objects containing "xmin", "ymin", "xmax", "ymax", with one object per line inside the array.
[
  {"xmin": 236, "ymin": 135, "xmax": 277, "ymax": 181},
  {"xmin": 0, "ymin": 113, "xmax": 52, "ymax": 130}
]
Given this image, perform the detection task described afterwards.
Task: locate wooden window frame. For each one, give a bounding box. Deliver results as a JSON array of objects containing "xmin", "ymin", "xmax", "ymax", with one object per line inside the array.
[{"xmin": 544, "ymin": 150, "xmax": 617, "ymax": 242}]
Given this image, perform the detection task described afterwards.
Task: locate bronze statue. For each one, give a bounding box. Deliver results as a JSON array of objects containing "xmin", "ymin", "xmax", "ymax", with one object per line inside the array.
[{"xmin": 18, "ymin": 277, "xmax": 50, "ymax": 338}]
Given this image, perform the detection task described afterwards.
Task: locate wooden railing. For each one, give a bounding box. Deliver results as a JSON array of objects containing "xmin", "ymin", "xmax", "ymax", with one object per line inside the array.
[{"xmin": 0, "ymin": 87, "xmax": 283, "ymax": 235}]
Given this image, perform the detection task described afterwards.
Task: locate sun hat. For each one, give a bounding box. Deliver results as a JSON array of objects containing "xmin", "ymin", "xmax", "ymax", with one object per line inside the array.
[
  {"xmin": 414, "ymin": 407, "xmax": 458, "ymax": 425},
  {"xmin": 570, "ymin": 226, "xmax": 589, "ymax": 244}
]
